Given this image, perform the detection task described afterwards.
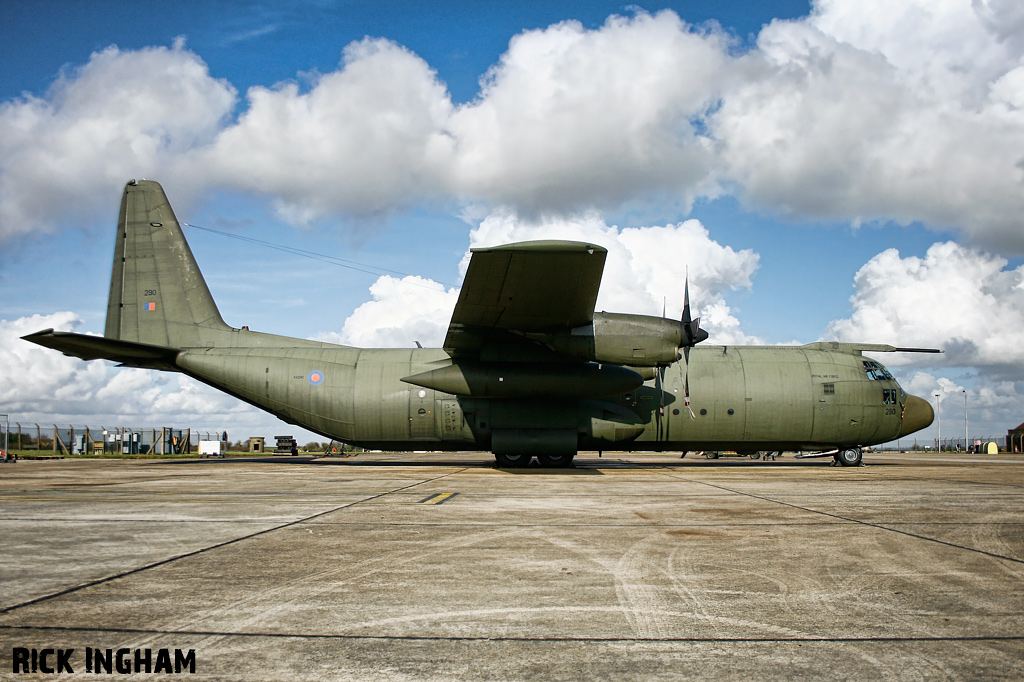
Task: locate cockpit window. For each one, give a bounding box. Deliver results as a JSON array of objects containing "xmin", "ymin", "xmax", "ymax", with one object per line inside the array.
[
  {"xmin": 883, "ymin": 388, "xmax": 897, "ymax": 405},
  {"xmin": 863, "ymin": 360, "xmax": 894, "ymax": 381}
]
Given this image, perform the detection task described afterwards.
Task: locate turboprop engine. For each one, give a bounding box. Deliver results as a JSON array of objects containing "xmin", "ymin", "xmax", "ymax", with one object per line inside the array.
[{"xmin": 526, "ymin": 310, "xmax": 710, "ymax": 368}]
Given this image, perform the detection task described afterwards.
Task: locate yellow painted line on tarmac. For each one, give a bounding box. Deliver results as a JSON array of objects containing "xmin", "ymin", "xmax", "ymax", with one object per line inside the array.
[{"xmin": 418, "ymin": 492, "xmax": 458, "ymax": 505}]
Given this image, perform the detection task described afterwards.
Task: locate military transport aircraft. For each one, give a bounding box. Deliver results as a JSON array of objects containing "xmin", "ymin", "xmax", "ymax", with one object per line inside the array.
[{"xmin": 25, "ymin": 180, "xmax": 935, "ymax": 467}]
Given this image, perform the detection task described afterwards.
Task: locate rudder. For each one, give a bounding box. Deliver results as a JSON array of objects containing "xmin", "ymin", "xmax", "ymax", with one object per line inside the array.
[{"xmin": 105, "ymin": 180, "xmax": 230, "ymax": 348}]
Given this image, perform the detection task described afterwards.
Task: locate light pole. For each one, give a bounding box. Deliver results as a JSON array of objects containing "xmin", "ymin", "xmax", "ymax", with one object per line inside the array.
[
  {"xmin": 963, "ymin": 389, "xmax": 968, "ymax": 453},
  {"xmin": 934, "ymin": 393, "xmax": 941, "ymax": 452}
]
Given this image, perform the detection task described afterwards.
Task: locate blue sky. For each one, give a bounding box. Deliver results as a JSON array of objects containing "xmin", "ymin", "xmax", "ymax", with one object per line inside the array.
[{"xmin": 2, "ymin": 0, "xmax": 1023, "ymax": 445}]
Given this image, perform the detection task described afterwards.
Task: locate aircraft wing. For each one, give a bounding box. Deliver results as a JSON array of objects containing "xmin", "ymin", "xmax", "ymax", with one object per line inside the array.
[{"xmin": 443, "ymin": 241, "xmax": 607, "ymax": 358}]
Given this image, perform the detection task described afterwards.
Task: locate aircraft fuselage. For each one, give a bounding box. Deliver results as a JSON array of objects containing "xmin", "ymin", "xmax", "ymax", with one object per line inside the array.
[{"xmin": 174, "ymin": 335, "xmax": 923, "ymax": 453}]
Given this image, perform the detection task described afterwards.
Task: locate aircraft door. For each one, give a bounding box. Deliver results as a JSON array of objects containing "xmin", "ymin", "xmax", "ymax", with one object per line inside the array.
[
  {"xmin": 409, "ymin": 387, "xmax": 435, "ymax": 439},
  {"xmin": 812, "ymin": 377, "xmax": 865, "ymax": 443}
]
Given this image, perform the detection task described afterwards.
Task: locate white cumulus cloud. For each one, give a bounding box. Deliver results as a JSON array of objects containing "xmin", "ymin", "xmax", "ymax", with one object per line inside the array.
[
  {"xmin": 0, "ymin": 40, "xmax": 236, "ymax": 240},
  {"xmin": 447, "ymin": 11, "xmax": 728, "ymax": 214},
  {"xmin": 199, "ymin": 38, "xmax": 455, "ymax": 223},
  {"xmin": 712, "ymin": 0, "xmax": 1024, "ymax": 248},
  {"xmin": 826, "ymin": 241, "xmax": 1024, "ymax": 375},
  {"xmin": 320, "ymin": 275, "xmax": 457, "ymax": 348},
  {"xmin": 2, "ymin": 3, "xmax": 1024, "ymax": 248}
]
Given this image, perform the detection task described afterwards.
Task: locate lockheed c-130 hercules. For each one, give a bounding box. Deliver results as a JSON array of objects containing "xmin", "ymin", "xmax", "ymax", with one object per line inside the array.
[{"xmin": 25, "ymin": 180, "xmax": 936, "ymax": 467}]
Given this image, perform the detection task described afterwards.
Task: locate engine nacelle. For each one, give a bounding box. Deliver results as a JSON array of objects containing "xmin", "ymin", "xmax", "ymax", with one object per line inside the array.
[
  {"xmin": 401, "ymin": 360, "xmax": 644, "ymax": 399},
  {"xmin": 528, "ymin": 312, "xmax": 683, "ymax": 367}
]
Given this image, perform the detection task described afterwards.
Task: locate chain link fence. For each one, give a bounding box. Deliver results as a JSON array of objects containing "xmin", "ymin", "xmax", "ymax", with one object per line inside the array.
[
  {"xmin": 5, "ymin": 423, "xmax": 228, "ymax": 456},
  {"xmin": 883, "ymin": 436, "xmax": 1009, "ymax": 453}
]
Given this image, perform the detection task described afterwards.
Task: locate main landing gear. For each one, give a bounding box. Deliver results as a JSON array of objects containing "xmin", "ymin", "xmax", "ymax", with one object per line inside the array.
[{"xmin": 493, "ymin": 452, "xmax": 575, "ymax": 468}]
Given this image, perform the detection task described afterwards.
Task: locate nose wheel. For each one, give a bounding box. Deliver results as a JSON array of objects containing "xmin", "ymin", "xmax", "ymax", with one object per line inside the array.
[{"xmin": 834, "ymin": 447, "xmax": 863, "ymax": 467}]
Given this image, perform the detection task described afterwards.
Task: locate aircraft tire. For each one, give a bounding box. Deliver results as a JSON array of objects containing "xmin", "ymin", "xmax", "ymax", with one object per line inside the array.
[
  {"xmin": 537, "ymin": 452, "xmax": 574, "ymax": 468},
  {"xmin": 494, "ymin": 452, "xmax": 532, "ymax": 468},
  {"xmin": 835, "ymin": 448, "xmax": 862, "ymax": 467}
]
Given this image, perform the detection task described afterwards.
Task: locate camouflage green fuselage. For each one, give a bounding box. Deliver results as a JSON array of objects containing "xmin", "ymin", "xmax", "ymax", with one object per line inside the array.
[{"xmin": 175, "ymin": 336, "xmax": 910, "ymax": 453}]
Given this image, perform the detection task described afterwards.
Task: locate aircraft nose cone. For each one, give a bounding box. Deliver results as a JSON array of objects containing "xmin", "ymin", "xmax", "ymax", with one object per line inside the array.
[{"xmin": 900, "ymin": 394, "xmax": 935, "ymax": 437}]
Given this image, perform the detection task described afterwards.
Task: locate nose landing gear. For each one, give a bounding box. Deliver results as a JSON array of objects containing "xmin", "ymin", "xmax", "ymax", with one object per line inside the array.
[{"xmin": 834, "ymin": 447, "xmax": 863, "ymax": 467}]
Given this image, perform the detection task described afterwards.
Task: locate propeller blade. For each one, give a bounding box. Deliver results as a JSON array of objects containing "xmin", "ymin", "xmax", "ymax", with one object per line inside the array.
[
  {"xmin": 683, "ymin": 354, "xmax": 695, "ymax": 420},
  {"xmin": 680, "ymin": 275, "xmax": 698, "ymax": 420},
  {"xmin": 655, "ymin": 365, "xmax": 665, "ymax": 438},
  {"xmin": 682, "ymin": 276, "xmax": 692, "ymax": 325},
  {"xmin": 680, "ymin": 276, "xmax": 709, "ymax": 348}
]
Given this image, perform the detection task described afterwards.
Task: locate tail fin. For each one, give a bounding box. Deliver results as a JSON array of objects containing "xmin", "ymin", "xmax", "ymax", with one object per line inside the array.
[{"xmin": 104, "ymin": 180, "xmax": 230, "ymax": 348}]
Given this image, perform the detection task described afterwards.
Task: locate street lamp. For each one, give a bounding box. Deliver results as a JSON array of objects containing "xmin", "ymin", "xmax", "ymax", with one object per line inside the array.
[
  {"xmin": 934, "ymin": 393, "xmax": 942, "ymax": 452},
  {"xmin": 963, "ymin": 389, "xmax": 968, "ymax": 454}
]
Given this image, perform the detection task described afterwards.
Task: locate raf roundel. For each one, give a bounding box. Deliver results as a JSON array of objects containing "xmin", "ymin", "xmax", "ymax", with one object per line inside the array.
[{"xmin": 308, "ymin": 370, "xmax": 325, "ymax": 386}]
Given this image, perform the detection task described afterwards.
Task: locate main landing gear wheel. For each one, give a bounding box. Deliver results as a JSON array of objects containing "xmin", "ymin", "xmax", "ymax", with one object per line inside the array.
[
  {"xmin": 537, "ymin": 452, "xmax": 575, "ymax": 468},
  {"xmin": 835, "ymin": 447, "xmax": 863, "ymax": 467},
  {"xmin": 494, "ymin": 452, "xmax": 532, "ymax": 468}
]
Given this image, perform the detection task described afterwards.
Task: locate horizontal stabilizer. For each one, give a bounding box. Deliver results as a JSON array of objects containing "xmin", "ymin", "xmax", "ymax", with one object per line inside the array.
[{"xmin": 22, "ymin": 329, "xmax": 178, "ymax": 370}]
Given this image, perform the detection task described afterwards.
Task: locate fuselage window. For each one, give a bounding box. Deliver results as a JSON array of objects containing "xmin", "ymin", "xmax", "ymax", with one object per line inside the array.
[{"xmin": 883, "ymin": 388, "xmax": 897, "ymax": 405}]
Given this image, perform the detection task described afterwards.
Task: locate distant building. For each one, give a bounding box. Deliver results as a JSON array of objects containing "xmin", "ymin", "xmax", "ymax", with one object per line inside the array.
[{"xmin": 1008, "ymin": 423, "xmax": 1024, "ymax": 453}]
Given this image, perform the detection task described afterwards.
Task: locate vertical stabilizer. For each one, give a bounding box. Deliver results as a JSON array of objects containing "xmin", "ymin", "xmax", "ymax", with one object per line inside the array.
[{"xmin": 105, "ymin": 180, "xmax": 229, "ymax": 348}]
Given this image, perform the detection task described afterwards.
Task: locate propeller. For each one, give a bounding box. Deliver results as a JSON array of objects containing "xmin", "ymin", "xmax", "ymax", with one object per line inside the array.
[
  {"xmin": 656, "ymin": 277, "xmax": 709, "ymax": 437},
  {"xmin": 679, "ymin": 278, "xmax": 706, "ymax": 420}
]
